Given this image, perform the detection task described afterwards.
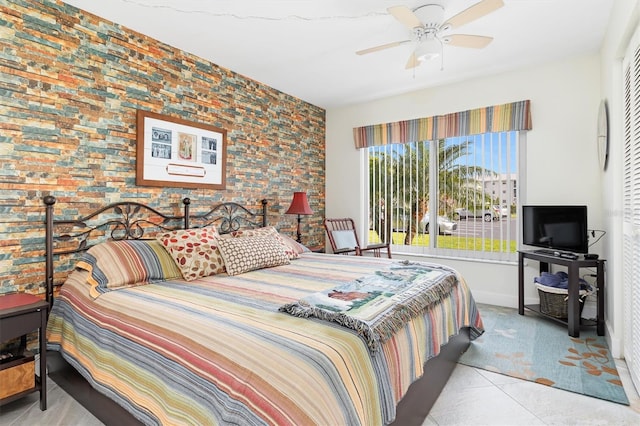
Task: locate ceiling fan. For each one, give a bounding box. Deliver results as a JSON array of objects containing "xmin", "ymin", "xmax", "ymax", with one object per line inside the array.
[{"xmin": 357, "ymin": 0, "xmax": 504, "ymax": 69}]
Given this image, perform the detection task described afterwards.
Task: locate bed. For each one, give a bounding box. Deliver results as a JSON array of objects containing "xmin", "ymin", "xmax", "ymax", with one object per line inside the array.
[{"xmin": 43, "ymin": 196, "xmax": 483, "ymax": 425}]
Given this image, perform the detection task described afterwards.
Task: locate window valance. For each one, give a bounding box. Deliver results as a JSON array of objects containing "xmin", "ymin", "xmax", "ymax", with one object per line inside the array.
[{"xmin": 353, "ymin": 100, "xmax": 532, "ymax": 149}]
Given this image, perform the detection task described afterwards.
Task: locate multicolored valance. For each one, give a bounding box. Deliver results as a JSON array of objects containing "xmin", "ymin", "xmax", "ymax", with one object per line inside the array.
[{"xmin": 353, "ymin": 100, "xmax": 532, "ymax": 149}]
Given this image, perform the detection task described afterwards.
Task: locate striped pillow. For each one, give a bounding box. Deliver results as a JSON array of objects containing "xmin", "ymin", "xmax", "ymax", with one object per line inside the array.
[{"xmin": 77, "ymin": 239, "xmax": 182, "ymax": 299}]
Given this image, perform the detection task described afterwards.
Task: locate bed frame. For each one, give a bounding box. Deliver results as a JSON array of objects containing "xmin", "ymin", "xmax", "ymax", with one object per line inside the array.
[{"xmin": 42, "ymin": 196, "xmax": 470, "ymax": 426}]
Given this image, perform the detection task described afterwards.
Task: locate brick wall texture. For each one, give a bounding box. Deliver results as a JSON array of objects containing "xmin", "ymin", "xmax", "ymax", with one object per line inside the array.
[{"xmin": 0, "ymin": 0, "xmax": 326, "ymax": 295}]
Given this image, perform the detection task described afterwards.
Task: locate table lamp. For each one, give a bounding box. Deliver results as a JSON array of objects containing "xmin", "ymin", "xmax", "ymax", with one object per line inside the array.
[{"xmin": 285, "ymin": 192, "xmax": 313, "ymax": 243}]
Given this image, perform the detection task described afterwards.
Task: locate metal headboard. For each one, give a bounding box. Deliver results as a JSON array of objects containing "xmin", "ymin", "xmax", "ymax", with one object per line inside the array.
[
  {"xmin": 186, "ymin": 199, "xmax": 268, "ymax": 233},
  {"xmin": 43, "ymin": 196, "xmax": 269, "ymax": 310}
]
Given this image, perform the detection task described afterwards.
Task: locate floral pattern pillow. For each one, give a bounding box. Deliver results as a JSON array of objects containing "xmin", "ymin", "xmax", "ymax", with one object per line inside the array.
[{"xmin": 156, "ymin": 225, "xmax": 225, "ymax": 281}]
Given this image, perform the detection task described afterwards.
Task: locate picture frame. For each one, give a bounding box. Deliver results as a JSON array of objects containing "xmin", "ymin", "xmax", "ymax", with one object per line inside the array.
[{"xmin": 136, "ymin": 110, "xmax": 227, "ymax": 189}]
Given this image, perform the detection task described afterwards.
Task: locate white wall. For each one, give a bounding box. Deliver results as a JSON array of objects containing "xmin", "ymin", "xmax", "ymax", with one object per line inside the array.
[{"xmin": 325, "ymin": 53, "xmax": 618, "ymax": 346}]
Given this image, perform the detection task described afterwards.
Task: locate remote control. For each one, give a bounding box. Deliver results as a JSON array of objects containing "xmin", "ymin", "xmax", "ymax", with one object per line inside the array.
[{"xmin": 559, "ymin": 252, "xmax": 578, "ymax": 260}]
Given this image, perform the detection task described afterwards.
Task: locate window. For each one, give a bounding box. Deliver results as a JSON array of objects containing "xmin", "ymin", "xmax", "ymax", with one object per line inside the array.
[{"xmin": 367, "ymin": 131, "xmax": 521, "ymax": 262}]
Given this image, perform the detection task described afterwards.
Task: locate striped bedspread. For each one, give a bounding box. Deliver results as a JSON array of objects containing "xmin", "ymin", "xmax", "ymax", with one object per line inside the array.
[{"xmin": 47, "ymin": 253, "xmax": 483, "ymax": 425}]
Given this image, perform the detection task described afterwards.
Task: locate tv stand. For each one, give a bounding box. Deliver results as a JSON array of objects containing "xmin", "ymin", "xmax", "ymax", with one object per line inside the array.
[{"xmin": 518, "ymin": 250, "xmax": 605, "ymax": 337}]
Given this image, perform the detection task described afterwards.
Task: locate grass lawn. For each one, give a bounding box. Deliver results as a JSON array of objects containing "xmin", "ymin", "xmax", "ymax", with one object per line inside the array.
[{"xmin": 369, "ymin": 230, "xmax": 517, "ymax": 253}]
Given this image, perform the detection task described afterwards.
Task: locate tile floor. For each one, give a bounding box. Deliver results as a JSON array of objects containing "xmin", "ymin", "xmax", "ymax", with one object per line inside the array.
[
  {"xmin": 426, "ymin": 359, "xmax": 640, "ymax": 425},
  {"xmin": 1, "ymin": 358, "xmax": 639, "ymax": 425}
]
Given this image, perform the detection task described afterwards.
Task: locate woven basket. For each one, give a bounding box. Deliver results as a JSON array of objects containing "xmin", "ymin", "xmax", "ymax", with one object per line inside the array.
[{"xmin": 535, "ymin": 283, "xmax": 587, "ymax": 319}]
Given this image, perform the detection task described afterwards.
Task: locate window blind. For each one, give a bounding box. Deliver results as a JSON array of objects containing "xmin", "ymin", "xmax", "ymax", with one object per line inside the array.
[{"xmin": 622, "ymin": 25, "xmax": 640, "ymax": 394}]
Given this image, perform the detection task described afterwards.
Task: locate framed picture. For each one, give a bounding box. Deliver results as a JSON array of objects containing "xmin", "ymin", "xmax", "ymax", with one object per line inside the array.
[{"xmin": 136, "ymin": 110, "xmax": 227, "ymax": 189}]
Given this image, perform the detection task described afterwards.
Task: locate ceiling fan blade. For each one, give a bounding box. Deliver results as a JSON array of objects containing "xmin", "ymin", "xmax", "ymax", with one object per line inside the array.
[
  {"xmin": 356, "ymin": 40, "xmax": 410, "ymax": 55},
  {"xmin": 405, "ymin": 52, "xmax": 420, "ymax": 69},
  {"xmin": 444, "ymin": 0, "xmax": 504, "ymax": 29},
  {"xmin": 444, "ymin": 34, "xmax": 493, "ymax": 49},
  {"xmin": 388, "ymin": 5, "xmax": 422, "ymax": 29}
]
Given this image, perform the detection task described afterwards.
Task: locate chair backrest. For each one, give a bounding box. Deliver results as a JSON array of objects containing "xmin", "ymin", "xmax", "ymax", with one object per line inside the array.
[{"xmin": 323, "ymin": 218, "xmax": 361, "ymax": 254}]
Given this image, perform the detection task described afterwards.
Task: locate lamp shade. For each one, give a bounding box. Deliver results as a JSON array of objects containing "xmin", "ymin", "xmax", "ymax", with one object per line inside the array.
[{"xmin": 285, "ymin": 192, "xmax": 313, "ymax": 215}]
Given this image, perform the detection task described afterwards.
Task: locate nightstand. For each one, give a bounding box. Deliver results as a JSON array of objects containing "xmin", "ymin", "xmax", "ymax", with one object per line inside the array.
[{"xmin": 0, "ymin": 294, "xmax": 48, "ymax": 410}]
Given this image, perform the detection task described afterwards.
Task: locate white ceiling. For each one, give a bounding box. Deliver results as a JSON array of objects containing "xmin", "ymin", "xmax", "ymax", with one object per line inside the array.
[{"xmin": 62, "ymin": 0, "xmax": 613, "ymax": 109}]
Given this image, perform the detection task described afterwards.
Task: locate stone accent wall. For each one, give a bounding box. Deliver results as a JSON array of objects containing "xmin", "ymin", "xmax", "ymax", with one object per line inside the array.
[{"xmin": 0, "ymin": 0, "xmax": 325, "ymax": 295}]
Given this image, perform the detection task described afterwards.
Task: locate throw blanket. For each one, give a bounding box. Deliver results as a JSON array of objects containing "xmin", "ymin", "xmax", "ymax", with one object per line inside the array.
[{"xmin": 280, "ymin": 261, "xmax": 458, "ymax": 352}]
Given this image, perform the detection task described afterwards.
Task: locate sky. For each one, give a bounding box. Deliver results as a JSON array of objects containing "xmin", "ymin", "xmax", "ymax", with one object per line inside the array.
[
  {"xmin": 446, "ymin": 131, "xmax": 517, "ymax": 175},
  {"xmin": 370, "ymin": 130, "xmax": 518, "ymax": 175}
]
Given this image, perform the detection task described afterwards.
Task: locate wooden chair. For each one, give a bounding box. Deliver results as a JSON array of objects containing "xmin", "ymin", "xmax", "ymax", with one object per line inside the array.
[{"xmin": 323, "ymin": 218, "xmax": 391, "ymax": 258}]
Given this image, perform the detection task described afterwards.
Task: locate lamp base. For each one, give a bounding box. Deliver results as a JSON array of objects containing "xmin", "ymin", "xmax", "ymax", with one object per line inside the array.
[{"xmin": 296, "ymin": 215, "xmax": 302, "ymax": 243}]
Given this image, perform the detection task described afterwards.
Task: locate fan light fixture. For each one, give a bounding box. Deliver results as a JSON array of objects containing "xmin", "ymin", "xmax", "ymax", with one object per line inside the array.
[
  {"xmin": 415, "ymin": 37, "xmax": 441, "ymax": 61},
  {"xmin": 355, "ymin": 0, "xmax": 504, "ymax": 70}
]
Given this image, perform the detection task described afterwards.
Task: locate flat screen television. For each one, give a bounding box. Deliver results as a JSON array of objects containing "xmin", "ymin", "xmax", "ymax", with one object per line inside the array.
[{"xmin": 522, "ymin": 205, "xmax": 589, "ymax": 254}]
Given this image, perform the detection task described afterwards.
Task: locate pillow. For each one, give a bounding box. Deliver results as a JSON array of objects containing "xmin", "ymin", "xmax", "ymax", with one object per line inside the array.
[
  {"xmin": 216, "ymin": 235, "xmax": 290, "ymax": 276},
  {"xmin": 230, "ymin": 226, "xmax": 300, "ymax": 259},
  {"xmin": 278, "ymin": 233, "xmax": 309, "ymax": 254},
  {"xmin": 156, "ymin": 225, "xmax": 226, "ymax": 281},
  {"xmin": 76, "ymin": 239, "xmax": 183, "ymax": 299}
]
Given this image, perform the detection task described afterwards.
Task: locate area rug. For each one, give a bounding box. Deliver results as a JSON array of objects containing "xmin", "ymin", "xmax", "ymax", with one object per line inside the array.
[{"xmin": 458, "ymin": 303, "xmax": 629, "ymax": 405}]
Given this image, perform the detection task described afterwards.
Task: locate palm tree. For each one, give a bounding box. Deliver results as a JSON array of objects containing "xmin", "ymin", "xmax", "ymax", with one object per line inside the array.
[{"xmin": 369, "ymin": 138, "xmax": 496, "ymax": 246}]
